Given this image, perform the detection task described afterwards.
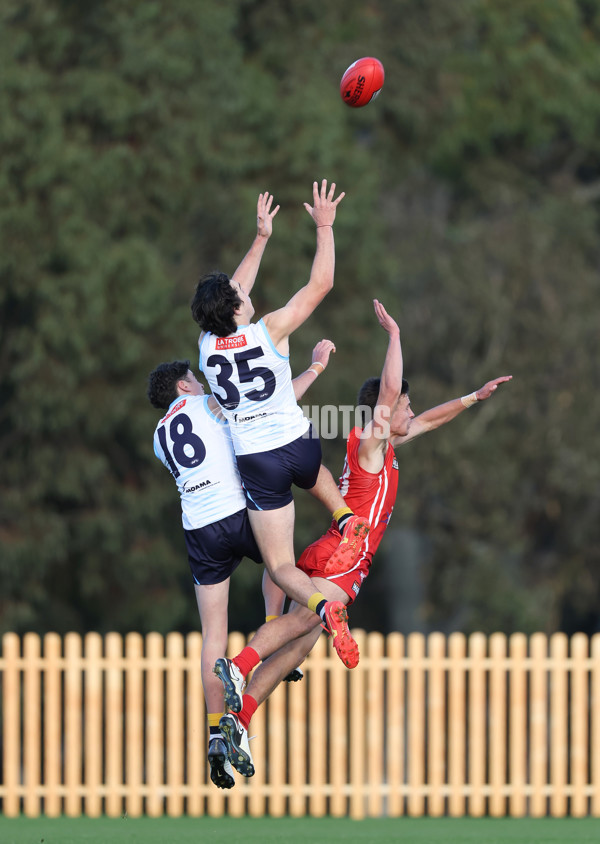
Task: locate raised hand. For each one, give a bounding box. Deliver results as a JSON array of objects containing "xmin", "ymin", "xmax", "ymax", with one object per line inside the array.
[
  {"xmin": 303, "ymin": 179, "xmax": 345, "ymax": 228},
  {"xmin": 373, "ymin": 299, "xmax": 400, "ymax": 337},
  {"xmin": 257, "ymin": 192, "xmax": 280, "ymax": 239},
  {"xmin": 311, "ymin": 339, "xmax": 336, "ymax": 371},
  {"xmin": 476, "ymin": 375, "xmax": 513, "ymax": 401}
]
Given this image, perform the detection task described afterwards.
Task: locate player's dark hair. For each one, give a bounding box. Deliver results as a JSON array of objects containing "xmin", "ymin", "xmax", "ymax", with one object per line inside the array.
[
  {"xmin": 191, "ymin": 272, "xmax": 241, "ymax": 337},
  {"xmin": 147, "ymin": 360, "xmax": 191, "ymax": 410},
  {"xmin": 357, "ymin": 377, "xmax": 409, "ymax": 428}
]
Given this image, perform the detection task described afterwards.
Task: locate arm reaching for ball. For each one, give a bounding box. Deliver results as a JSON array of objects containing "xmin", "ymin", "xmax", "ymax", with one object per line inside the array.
[
  {"xmin": 231, "ymin": 192, "xmax": 280, "ymax": 296},
  {"xmin": 262, "ymin": 180, "xmax": 345, "ymax": 350},
  {"xmin": 392, "ymin": 375, "xmax": 513, "ymax": 447}
]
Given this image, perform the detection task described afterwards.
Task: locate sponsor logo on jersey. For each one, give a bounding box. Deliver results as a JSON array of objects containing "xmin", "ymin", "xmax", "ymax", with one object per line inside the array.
[
  {"xmin": 160, "ymin": 398, "xmax": 187, "ymax": 424},
  {"xmin": 182, "ymin": 479, "xmax": 212, "ymax": 494},
  {"xmin": 392, "ymin": 457, "xmax": 399, "ymax": 470},
  {"xmin": 216, "ymin": 335, "xmax": 247, "ymax": 350},
  {"xmin": 233, "ymin": 411, "xmax": 269, "ymax": 423}
]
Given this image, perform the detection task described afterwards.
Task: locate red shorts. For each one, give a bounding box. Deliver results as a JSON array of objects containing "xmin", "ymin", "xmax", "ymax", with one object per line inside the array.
[{"xmin": 297, "ymin": 529, "xmax": 370, "ymax": 606}]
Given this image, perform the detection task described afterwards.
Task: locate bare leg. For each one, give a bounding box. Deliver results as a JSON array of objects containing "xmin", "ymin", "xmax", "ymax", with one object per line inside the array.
[
  {"xmin": 262, "ymin": 569, "xmax": 286, "ymax": 618},
  {"xmin": 249, "ymin": 625, "xmax": 323, "ymax": 702},
  {"xmin": 246, "ymin": 577, "xmax": 349, "ymax": 704},
  {"xmin": 238, "ymin": 576, "xmax": 349, "ymax": 664},
  {"xmin": 307, "ymin": 464, "xmax": 346, "ymax": 513},
  {"xmin": 194, "ymin": 580, "xmax": 231, "ymax": 713},
  {"xmin": 247, "ymin": 503, "xmax": 324, "ymax": 609}
]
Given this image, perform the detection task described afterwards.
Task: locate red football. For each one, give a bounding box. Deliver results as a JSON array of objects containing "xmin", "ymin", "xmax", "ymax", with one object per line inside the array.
[{"xmin": 340, "ymin": 57, "xmax": 385, "ymax": 108}]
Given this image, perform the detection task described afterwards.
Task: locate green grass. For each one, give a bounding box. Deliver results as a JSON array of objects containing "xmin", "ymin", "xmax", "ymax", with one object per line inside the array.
[{"xmin": 1, "ymin": 816, "xmax": 600, "ymax": 844}]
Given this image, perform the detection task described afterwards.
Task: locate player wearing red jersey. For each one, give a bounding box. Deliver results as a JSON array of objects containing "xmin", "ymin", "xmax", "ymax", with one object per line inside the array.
[
  {"xmin": 215, "ymin": 300, "xmax": 512, "ymax": 777},
  {"xmin": 192, "ymin": 185, "xmax": 369, "ymax": 669}
]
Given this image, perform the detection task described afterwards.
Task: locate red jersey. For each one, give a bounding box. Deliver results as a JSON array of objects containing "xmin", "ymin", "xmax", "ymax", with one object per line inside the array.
[
  {"xmin": 334, "ymin": 427, "xmax": 398, "ymax": 565},
  {"xmin": 298, "ymin": 428, "xmax": 398, "ymax": 602}
]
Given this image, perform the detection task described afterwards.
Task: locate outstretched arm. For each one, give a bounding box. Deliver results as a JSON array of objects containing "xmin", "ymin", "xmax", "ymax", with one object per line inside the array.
[
  {"xmin": 357, "ymin": 300, "xmax": 403, "ymax": 473},
  {"xmin": 392, "ymin": 375, "xmax": 513, "ymax": 447},
  {"xmin": 262, "ymin": 179, "xmax": 345, "ymax": 349},
  {"xmin": 231, "ymin": 192, "xmax": 280, "ymax": 295},
  {"xmin": 292, "ymin": 339, "xmax": 336, "ymax": 401}
]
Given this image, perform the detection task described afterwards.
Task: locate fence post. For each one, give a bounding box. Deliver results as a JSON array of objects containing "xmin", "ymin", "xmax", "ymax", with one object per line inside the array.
[
  {"xmin": 106, "ymin": 632, "xmax": 124, "ymax": 818},
  {"xmin": 428, "ymin": 632, "xmax": 446, "ymax": 817},
  {"xmin": 571, "ymin": 633, "xmax": 589, "ymax": 817},
  {"xmin": 84, "ymin": 632, "xmax": 103, "ymax": 817},
  {"xmin": 530, "ymin": 632, "xmax": 548, "ymax": 817},
  {"xmin": 125, "ymin": 632, "xmax": 144, "ymax": 818},
  {"xmin": 146, "ymin": 632, "xmax": 165, "ymax": 817},
  {"xmin": 288, "ymin": 636, "xmax": 309, "ymax": 819},
  {"xmin": 365, "ymin": 631, "xmax": 384, "ymax": 819},
  {"xmin": 330, "ymin": 634, "xmax": 350, "ymax": 817},
  {"xmin": 64, "ymin": 632, "xmax": 82, "ymax": 817},
  {"xmin": 23, "ymin": 632, "xmax": 41, "ymax": 817},
  {"xmin": 43, "ymin": 632, "xmax": 62, "ymax": 817},
  {"xmin": 509, "ymin": 632, "xmax": 527, "ymax": 817},
  {"xmin": 349, "ymin": 629, "xmax": 367, "ymax": 821},
  {"xmin": 307, "ymin": 633, "xmax": 328, "ymax": 817},
  {"xmin": 489, "ymin": 632, "xmax": 507, "ymax": 817},
  {"xmin": 407, "ymin": 632, "xmax": 425, "ymax": 817},
  {"xmin": 166, "ymin": 632, "xmax": 184, "ymax": 817},
  {"xmin": 267, "ymin": 668, "xmax": 287, "ymax": 818},
  {"xmin": 550, "ymin": 632, "xmax": 568, "ymax": 817},
  {"xmin": 386, "ymin": 632, "xmax": 405, "ymax": 817},
  {"xmin": 468, "ymin": 632, "xmax": 486, "ymax": 817},
  {"xmin": 448, "ymin": 632, "xmax": 466, "ymax": 818},
  {"xmin": 591, "ymin": 633, "xmax": 600, "ymax": 817},
  {"xmin": 2, "ymin": 633, "xmax": 21, "ymax": 817},
  {"xmin": 185, "ymin": 631, "xmax": 204, "ymax": 817}
]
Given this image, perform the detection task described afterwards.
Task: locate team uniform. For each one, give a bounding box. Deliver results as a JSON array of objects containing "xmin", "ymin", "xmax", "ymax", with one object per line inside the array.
[
  {"xmin": 298, "ymin": 427, "xmax": 399, "ymax": 604},
  {"xmin": 153, "ymin": 393, "xmax": 262, "ymax": 585},
  {"xmin": 199, "ymin": 319, "xmax": 321, "ymax": 509}
]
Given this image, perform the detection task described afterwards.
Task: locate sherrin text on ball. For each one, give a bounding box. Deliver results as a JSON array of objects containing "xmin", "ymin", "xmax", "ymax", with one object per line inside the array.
[{"xmin": 340, "ymin": 57, "xmax": 385, "ymax": 108}]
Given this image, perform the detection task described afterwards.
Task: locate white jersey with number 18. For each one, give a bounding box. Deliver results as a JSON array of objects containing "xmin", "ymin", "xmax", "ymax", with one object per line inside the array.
[
  {"xmin": 198, "ymin": 319, "xmax": 309, "ymax": 455},
  {"xmin": 153, "ymin": 394, "xmax": 246, "ymax": 530}
]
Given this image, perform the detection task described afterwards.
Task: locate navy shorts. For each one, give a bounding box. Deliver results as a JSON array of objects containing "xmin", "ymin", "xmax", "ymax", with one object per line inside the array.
[
  {"xmin": 236, "ymin": 429, "xmax": 322, "ymax": 511},
  {"xmin": 184, "ymin": 508, "xmax": 263, "ymax": 586}
]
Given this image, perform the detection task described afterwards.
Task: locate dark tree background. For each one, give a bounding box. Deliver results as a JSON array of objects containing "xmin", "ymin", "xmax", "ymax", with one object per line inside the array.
[{"xmin": 2, "ymin": 0, "xmax": 599, "ymax": 637}]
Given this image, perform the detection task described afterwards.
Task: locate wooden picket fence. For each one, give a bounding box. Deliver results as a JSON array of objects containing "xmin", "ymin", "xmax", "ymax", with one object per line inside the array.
[{"xmin": 1, "ymin": 630, "xmax": 599, "ymax": 818}]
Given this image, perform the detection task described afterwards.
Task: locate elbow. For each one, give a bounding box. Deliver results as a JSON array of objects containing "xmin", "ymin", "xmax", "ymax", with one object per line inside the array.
[
  {"xmin": 309, "ymin": 275, "xmax": 333, "ymax": 299},
  {"xmin": 379, "ymin": 380, "xmax": 402, "ymax": 400},
  {"xmin": 322, "ymin": 275, "xmax": 334, "ymax": 295},
  {"xmin": 315, "ymin": 269, "xmax": 334, "ymax": 290}
]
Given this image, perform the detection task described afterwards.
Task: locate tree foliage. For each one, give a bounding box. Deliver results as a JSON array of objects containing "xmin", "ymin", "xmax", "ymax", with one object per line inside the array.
[{"xmin": 2, "ymin": 0, "xmax": 599, "ymax": 636}]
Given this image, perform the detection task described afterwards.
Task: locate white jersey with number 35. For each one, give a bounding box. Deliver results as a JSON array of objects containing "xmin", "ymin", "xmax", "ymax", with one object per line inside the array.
[
  {"xmin": 198, "ymin": 319, "xmax": 309, "ymax": 455},
  {"xmin": 153, "ymin": 394, "xmax": 246, "ymax": 530}
]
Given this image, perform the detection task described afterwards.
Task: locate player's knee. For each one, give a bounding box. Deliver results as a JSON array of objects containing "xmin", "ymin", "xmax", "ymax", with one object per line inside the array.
[{"xmin": 201, "ymin": 628, "xmax": 228, "ymax": 655}]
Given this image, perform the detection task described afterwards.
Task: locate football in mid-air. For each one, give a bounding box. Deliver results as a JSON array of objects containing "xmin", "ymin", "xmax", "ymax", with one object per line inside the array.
[{"xmin": 340, "ymin": 57, "xmax": 385, "ymax": 108}]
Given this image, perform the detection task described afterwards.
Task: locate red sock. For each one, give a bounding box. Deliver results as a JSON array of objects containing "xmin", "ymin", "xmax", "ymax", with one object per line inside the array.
[
  {"xmin": 232, "ymin": 646, "xmax": 260, "ymax": 678},
  {"xmin": 239, "ymin": 694, "xmax": 258, "ymax": 731}
]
